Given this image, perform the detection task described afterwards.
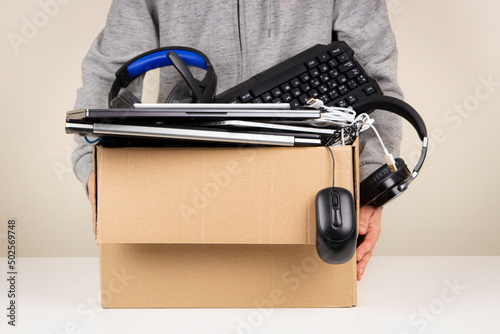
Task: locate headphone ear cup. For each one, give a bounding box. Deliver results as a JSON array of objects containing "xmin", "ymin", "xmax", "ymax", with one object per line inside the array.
[
  {"xmin": 360, "ymin": 158, "xmax": 411, "ymax": 206},
  {"xmin": 166, "ymin": 81, "xmax": 197, "ymax": 103},
  {"xmin": 109, "ymin": 90, "xmax": 141, "ymax": 109}
]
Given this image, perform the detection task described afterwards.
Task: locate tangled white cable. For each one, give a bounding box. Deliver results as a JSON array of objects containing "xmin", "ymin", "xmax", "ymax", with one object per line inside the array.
[{"xmin": 307, "ymin": 98, "xmax": 397, "ymax": 172}]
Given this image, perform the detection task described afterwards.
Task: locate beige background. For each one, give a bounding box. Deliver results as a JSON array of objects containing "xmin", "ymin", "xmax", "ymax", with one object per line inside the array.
[{"xmin": 0, "ymin": 0, "xmax": 499, "ymax": 257}]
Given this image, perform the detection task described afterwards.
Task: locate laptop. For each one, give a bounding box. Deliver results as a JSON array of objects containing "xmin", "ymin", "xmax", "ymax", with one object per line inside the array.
[
  {"xmin": 65, "ymin": 121, "xmax": 323, "ymax": 146},
  {"xmin": 196, "ymin": 120, "xmax": 339, "ymax": 136},
  {"xmin": 66, "ymin": 103, "xmax": 320, "ymax": 120}
]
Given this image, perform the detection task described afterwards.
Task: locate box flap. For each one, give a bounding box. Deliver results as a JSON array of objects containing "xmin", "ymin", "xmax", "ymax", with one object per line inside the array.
[{"xmin": 95, "ymin": 145, "xmax": 355, "ymax": 244}]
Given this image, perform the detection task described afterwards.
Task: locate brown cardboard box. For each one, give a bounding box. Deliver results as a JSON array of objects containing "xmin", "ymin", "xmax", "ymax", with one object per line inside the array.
[{"xmin": 93, "ymin": 144, "xmax": 359, "ymax": 308}]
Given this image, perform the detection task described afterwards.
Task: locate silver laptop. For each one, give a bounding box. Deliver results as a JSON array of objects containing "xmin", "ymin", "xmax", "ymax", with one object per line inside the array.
[
  {"xmin": 65, "ymin": 122, "xmax": 322, "ymax": 146},
  {"xmin": 197, "ymin": 120, "xmax": 338, "ymax": 135},
  {"xmin": 66, "ymin": 103, "xmax": 320, "ymax": 120}
]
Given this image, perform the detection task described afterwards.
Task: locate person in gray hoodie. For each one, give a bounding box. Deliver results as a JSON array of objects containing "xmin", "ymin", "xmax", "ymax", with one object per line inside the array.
[{"xmin": 73, "ymin": 0, "xmax": 403, "ymax": 280}]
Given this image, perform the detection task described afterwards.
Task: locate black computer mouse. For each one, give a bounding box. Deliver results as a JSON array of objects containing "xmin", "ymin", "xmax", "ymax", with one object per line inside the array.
[{"xmin": 315, "ymin": 187, "xmax": 357, "ymax": 264}]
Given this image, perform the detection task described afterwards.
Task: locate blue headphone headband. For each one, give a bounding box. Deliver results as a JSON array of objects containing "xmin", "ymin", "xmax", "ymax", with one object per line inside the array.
[
  {"xmin": 109, "ymin": 46, "xmax": 216, "ymax": 106},
  {"xmin": 125, "ymin": 49, "xmax": 209, "ymax": 82}
]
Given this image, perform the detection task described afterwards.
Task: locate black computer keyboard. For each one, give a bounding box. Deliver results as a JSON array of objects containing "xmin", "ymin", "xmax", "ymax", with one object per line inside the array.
[{"xmin": 215, "ymin": 41, "xmax": 382, "ymax": 108}]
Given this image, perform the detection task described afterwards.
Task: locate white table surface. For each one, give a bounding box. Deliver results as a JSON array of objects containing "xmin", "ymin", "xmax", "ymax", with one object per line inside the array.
[{"xmin": 1, "ymin": 256, "xmax": 499, "ymax": 334}]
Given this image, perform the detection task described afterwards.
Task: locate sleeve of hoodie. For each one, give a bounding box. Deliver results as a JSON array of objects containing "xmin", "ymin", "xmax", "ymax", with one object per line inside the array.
[
  {"xmin": 71, "ymin": 0, "xmax": 159, "ymax": 190},
  {"xmin": 332, "ymin": 0, "xmax": 403, "ymax": 182}
]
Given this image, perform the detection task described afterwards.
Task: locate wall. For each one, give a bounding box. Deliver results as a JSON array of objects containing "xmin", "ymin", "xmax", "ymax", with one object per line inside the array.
[{"xmin": 0, "ymin": 0, "xmax": 499, "ymax": 257}]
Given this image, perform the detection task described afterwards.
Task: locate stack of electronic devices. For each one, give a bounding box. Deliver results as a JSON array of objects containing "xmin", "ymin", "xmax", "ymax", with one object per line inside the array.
[
  {"xmin": 65, "ymin": 41, "xmax": 384, "ymax": 148},
  {"xmin": 65, "ymin": 40, "xmax": 429, "ymax": 265},
  {"xmin": 66, "ymin": 101, "xmax": 372, "ymax": 147}
]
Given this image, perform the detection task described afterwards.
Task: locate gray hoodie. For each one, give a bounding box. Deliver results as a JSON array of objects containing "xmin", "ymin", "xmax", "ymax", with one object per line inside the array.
[{"xmin": 72, "ymin": 0, "xmax": 403, "ymax": 189}]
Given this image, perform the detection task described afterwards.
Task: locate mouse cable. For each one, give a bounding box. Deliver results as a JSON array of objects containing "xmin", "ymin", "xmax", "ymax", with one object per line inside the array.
[{"xmin": 325, "ymin": 145, "xmax": 335, "ymax": 188}]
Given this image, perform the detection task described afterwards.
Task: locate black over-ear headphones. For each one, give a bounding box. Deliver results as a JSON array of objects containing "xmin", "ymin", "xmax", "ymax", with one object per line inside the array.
[
  {"xmin": 108, "ymin": 46, "xmax": 217, "ymax": 108},
  {"xmin": 354, "ymin": 95, "xmax": 428, "ymax": 207}
]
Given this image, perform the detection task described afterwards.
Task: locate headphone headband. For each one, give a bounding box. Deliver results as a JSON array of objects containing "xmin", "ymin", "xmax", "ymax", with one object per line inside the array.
[
  {"xmin": 108, "ymin": 46, "xmax": 216, "ymax": 106},
  {"xmin": 353, "ymin": 95, "xmax": 427, "ymax": 140}
]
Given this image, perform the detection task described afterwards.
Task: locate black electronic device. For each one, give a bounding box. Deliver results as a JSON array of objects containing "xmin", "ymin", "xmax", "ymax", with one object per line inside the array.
[
  {"xmin": 215, "ymin": 41, "xmax": 381, "ymax": 108},
  {"xmin": 108, "ymin": 46, "xmax": 217, "ymax": 108},
  {"xmin": 315, "ymin": 149, "xmax": 357, "ymax": 264},
  {"xmin": 353, "ymin": 96, "xmax": 428, "ymax": 207}
]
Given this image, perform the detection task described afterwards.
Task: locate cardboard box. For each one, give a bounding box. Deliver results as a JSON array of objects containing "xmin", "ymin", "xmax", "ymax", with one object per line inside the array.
[{"xmin": 93, "ymin": 144, "xmax": 359, "ymax": 308}]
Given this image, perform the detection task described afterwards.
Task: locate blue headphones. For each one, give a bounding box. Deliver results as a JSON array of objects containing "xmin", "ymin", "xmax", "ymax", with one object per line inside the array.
[{"xmin": 108, "ymin": 46, "xmax": 217, "ymax": 108}]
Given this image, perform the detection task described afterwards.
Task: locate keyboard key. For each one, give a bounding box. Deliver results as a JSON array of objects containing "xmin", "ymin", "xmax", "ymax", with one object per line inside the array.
[
  {"xmin": 346, "ymin": 67, "xmax": 361, "ymax": 79},
  {"xmin": 309, "ymin": 68, "xmax": 320, "ymax": 78},
  {"xmin": 282, "ymin": 92, "xmax": 293, "ymax": 102},
  {"xmin": 327, "ymin": 80, "xmax": 338, "ymax": 90},
  {"xmin": 328, "ymin": 89, "xmax": 340, "ymax": 100},
  {"xmin": 329, "ymin": 68, "xmax": 340, "ymax": 78},
  {"xmin": 347, "ymin": 95, "xmax": 358, "ymax": 104},
  {"xmin": 310, "ymin": 78, "xmax": 321, "ymax": 87},
  {"xmin": 336, "ymin": 100, "xmax": 348, "ymax": 108},
  {"xmin": 337, "ymin": 53, "xmax": 349, "ymax": 63},
  {"xmin": 291, "ymin": 88, "xmax": 301, "ymax": 97},
  {"xmin": 290, "ymin": 77, "xmax": 301, "ymax": 87},
  {"xmin": 271, "ymin": 87, "xmax": 282, "ymax": 97},
  {"xmin": 300, "ymin": 73, "xmax": 311, "ymax": 82},
  {"xmin": 356, "ymin": 74, "xmax": 368, "ymax": 85},
  {"xmin": 319, "ymin": 63, "xmax": 329, "ymax": 73},
  {"xmin": 272, "ymin": 97, "xmax": 283, "ymax": 103},
  {"xmin": 252, "ymin": 97, "xmax": 263, "ymax": 103},
  {"xmin": 327, "ymin": 59, "xmax": 338, "ymax": 68},
  {"xmin": 329, "ymin": 46, "xmax": 343, "ymax": 57},
  {"xmin": 318, "ymin": 84, "xmax": 328, "ymax": 94},
  {"xmin": 261, "ymin": 92, "xmax": 273, "ymax": 102},
  {"xmin": 317, "ymin": 52, "xmax": 330, "ymax": 63},
  {"xmin": 300, "ymin": 82, "xmax": 311, "ymax": 92},
  {"xmin": 239, "ymin": 92, "xmax": 253, "ymax": 102},
  {"xmin": 319, "ymin": 73, "xmax": 330, "ymax": 83},
  {"xmin": 318, "ymin": 94, "xmax": 330, "ymax": 104},
  {"xmin": 308, "ymin": 89, "xmax": 319, "ymax": 98},
  {"xmin": 336, "ymin": 74, "xmax": 347, "ymax": 84},
  {"xmin": 306, "ymin": 58, "xmax": 319, "ymax": 69},
  {"xmin": 281, "ymin": 82, "xmax": 292, "ymax": 92},
  {"xmin": 339, "ymin": 61, "xmax": 355, "ymax": 73},
  {"xmin": 363, "ymin": 86, "xmax": 377, "ymax": 96},
  {"xmin": 298, "ymin": 94, "xmax": 309, "ymax": 104},
  {"xmin": 338, "ymin": 84, "xmax": 349, "ymax": 94},
  {"xmin": 289, "ymin": 99, "xmax": 300, "ymax": 107},
  {"xmin": 347, "ymin": 79, "xmax": 358, "ymax": 90}
]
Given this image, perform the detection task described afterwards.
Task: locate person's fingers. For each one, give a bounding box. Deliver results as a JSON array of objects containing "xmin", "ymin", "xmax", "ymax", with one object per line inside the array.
[
  {"xmin": 357, "ymin": 250, "xmax": 373, "ymax": 281},
  {"xmin": 356, "ymin": 206, "xmax": 382, "ymax": 262},
  {"xmin": 358, "ymin": 205, "xmax": 374, "ymax": 235},
  {"xmin": 357, "ymin": 225, "xmax": 380, "ymax": 261}
]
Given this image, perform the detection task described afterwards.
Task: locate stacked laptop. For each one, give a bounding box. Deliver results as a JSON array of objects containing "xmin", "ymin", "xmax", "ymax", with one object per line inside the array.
[
  {"xmin": 65, "ymin": 41, "xmax": 382, "ymax": 147},
  {"xmin": 66, "ymin": 103, "xmax": 330, "ymax": 146}
]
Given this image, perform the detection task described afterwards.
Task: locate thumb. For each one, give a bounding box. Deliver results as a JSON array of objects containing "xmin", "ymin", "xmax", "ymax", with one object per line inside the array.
[
  {"xmin": 358, "ymin": 223, "xmax": 367, "ymax": 235},
  {"xmin": 358, "ymin": 205, "xmax": 375, "ymax": 235}
]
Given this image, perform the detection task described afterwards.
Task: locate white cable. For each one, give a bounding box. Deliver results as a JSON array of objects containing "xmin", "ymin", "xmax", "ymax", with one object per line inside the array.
[
  {"xmin": 364, "ymin": 120, "xmax": 398, "ymax": 172},
  {"xmin": 307, "ymin": 98, "xmax": 398, "ymax": 171},
  {"xmin": 343, "ymin": 109, "xmax": 398, "ymax": 173},
  {"xmin": 307, "ymin": 98, "xmax": 356, "ymax": 123}
]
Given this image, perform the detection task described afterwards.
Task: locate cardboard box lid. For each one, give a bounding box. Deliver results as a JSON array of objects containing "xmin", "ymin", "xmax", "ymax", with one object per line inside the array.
[{"xmin": 95, "ymin": 145, "xmax": 356, "ymax": 244}]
